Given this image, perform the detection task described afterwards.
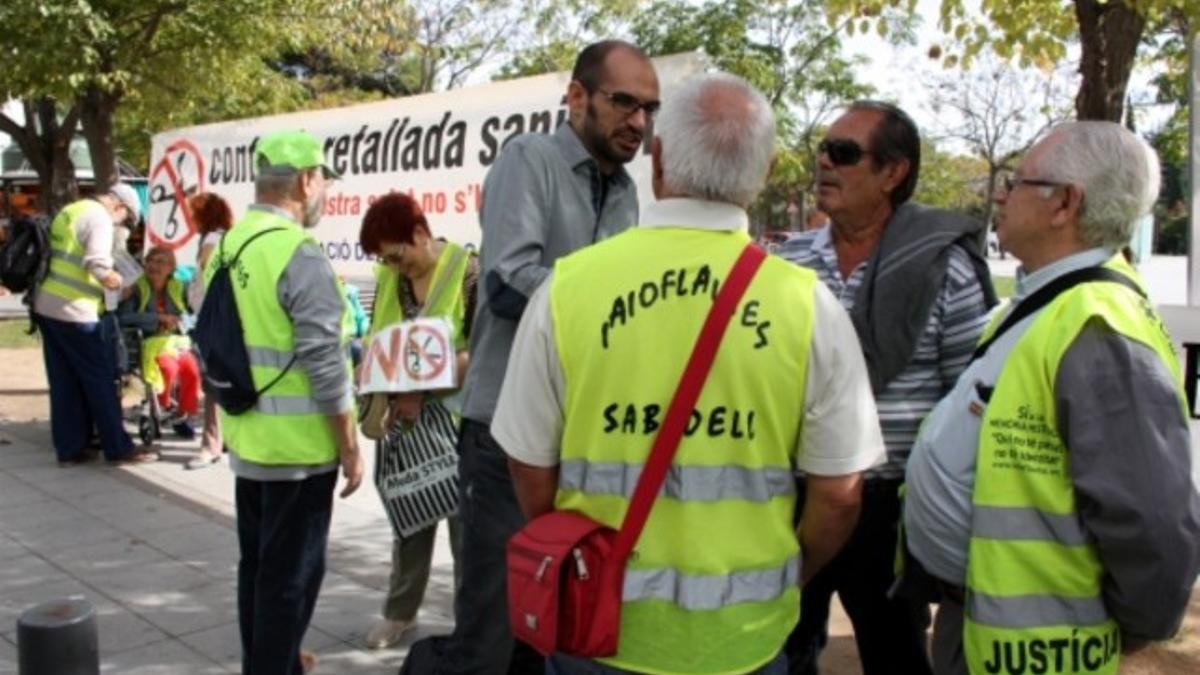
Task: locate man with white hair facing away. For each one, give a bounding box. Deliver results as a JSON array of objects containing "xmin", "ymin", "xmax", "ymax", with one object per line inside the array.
[
  {"xmin": 903, "ymin": 121, "xmax": 1200, "ymax": 675},
  {"xmin": 492, "ymin": 72, "xmax": 884, "ymax": 674},
  {"xmin": 34, "ymin": 183, "xmax": 159, "ymax": 465}
]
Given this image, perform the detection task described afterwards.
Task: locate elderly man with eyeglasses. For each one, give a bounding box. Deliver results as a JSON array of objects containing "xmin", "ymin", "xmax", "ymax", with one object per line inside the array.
[
  {"xmin": 904, "ymin": 121, "xmax": 1200, "ymax": 675},
  {"xmin": 777, "ymin": 101, "xmax": 997, "ymax": 675}
]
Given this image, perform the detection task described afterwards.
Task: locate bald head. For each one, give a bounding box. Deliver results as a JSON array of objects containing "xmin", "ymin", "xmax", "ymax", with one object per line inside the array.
[
  {"xmin": 571, "ymin": 40, "xmax": 651, "ymax": 91},
  {"xmin": 654, "ymin": 72, "xmax": 776, "ymax": 207}
]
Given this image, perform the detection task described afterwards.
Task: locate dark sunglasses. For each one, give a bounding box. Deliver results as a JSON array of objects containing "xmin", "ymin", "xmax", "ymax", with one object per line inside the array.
[
  {"xmin": 595, "ymin": 88, "xmax": 661, "ymax": 119},
  {"xmin": 818, "ymin": 138, "xmax": 872, "ymax": 166}
]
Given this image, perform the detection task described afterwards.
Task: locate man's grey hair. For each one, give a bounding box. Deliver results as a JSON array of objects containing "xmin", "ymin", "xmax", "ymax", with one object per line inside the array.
[
  {"xmin": 655, "ymin": 72, "xmax": 776, "ymax": 207},
  {"xmin": 255, "ymin": 170, "xmax": 301, "ymax": 202},
  {"xmin": 1033, "ymin": 121, "xmax": 1161, "ymax": 249},
  {"xmin": 254, "ymin": 160, "xmax": 320, "ymax": 202}
]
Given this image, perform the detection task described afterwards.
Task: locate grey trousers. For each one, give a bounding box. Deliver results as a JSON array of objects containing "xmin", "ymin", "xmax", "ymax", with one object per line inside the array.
[
  {"xmin": 383, "ymin": 516, "xmax": 462, "ymax": 621},
  {"xmin": 931, "ymin": 599, "xmax": 969, "ymax": 675}
]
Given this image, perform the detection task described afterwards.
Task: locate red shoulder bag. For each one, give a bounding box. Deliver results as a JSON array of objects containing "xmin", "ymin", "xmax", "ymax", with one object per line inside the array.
[{"xmin": 505, "ymin": 243, "xmax": 768, "ymax": 657}]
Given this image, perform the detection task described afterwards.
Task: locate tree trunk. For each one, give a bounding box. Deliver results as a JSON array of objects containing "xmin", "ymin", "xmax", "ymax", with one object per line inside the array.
[
  {"xmin": 80, "ymin": 84, "xmax": 121, "ymax": 192},
  {"xmin": 0, "ymin": 98, "xmax": 81, "ymax": 215},
  {"xmin": 1074, "ymin": 0, "xmax": 1145, "ymax": 121},
  {"xmin": 982, "ymin": 167, "xmax": 999, "ymax": 231},
  {"xmin": 38, "ymin": 100, "xmax": 81, "ymax": 214},
  {"xmin": 973, "ymin": 167, "xmax": 1001, "ymax": 254}
]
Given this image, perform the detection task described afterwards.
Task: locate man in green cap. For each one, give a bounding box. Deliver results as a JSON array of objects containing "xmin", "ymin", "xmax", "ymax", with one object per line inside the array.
[{"xmin": 207, "ymin": 129, "xmax": 363, "ymax": 675}]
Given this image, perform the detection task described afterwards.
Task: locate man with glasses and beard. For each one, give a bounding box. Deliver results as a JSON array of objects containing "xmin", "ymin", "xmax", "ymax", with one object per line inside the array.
[
  {"xmin": 400, "ymin": 40, "xmax": 659, "ymax": 675},
  {"xmin": 777, "ymin": 102, "xmax": 996, "ymax": 675},
  {"xmin": 214, "ymin": 130, "xmax": 364, "ymax": 675}
]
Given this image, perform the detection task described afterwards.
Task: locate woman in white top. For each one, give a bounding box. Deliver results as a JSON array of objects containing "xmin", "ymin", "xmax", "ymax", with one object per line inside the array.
[{"xmin": 185, "ymin": 192, "xmax": 234, "ymax": 469}]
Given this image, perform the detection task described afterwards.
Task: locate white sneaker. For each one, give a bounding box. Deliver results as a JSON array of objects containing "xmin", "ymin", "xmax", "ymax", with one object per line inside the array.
[{"xmin": 364, "ymin": 618, "xmax": 415, "ymax": 649}]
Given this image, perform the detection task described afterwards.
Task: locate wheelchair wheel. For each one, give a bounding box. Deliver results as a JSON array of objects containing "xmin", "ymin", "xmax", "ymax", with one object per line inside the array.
[{"xmin": 138, "ymin": 415, "xmax": 156, "ymax": 445}]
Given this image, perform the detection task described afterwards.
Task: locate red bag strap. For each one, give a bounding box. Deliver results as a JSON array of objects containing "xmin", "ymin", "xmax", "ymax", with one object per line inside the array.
[{"xmin": 610, "ymin": 242, "xmax": 768, "ymax": 563}]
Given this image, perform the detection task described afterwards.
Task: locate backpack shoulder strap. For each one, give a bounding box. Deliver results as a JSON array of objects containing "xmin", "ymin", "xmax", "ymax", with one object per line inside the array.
[
  {"xmin": 222, "ymin": 227, "xmax": 290, "ymax": 268},
  {"xmin": 971, "ymin": 265, "xmax": 1144, "ymax": 363}
]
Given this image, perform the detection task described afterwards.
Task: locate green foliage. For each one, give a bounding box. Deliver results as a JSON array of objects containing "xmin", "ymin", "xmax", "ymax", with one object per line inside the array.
[
  {"xmin": 828, "ymin": 0, "xmax": 1200, "ymax": 121},
  {"xmin": 913, "ymin": 142, "xmax": 989, "ymax": 214},
  {"xmin": 0, "ymin": 319, "xmax": 39, "ymax": 350},
  {"xmin": 286, "ymin": 0, "xmax": 525, "ymax": 96},
  {"xmin": 0, "ymin": 1, "xmax": 309, "ymax": 104},
  {"xmin": 627, "ymin": 0, "xmax": 882, "ymax": 228},
  {"xmin": 1155, "ymin": 214, "xmax": 1189, "ymax": 255},
  {"xmin": 497, "ymin": 0, "xmax": 640, "ymax": 79},
  {"xmin": 0, "ymin": 0, "xmax": 317, "ymax": 175}
]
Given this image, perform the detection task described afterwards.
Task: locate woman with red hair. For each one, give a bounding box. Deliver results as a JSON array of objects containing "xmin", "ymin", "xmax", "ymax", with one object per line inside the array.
[
  {"xmin": 359, "ymin": 191, "xmax": 477, "ymax": 649},
  {"xmin": 185, "ymin": 192, "xmax": 235, "ymax": 469}
]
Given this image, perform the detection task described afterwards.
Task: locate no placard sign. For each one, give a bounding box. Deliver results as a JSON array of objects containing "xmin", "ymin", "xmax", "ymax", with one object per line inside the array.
[{"xmin": 359, "ymin": 318, "xmax": 457, "ymax": 393}]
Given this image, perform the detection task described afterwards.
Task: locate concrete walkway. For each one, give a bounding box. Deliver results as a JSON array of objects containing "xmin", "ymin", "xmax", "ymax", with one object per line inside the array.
[{"xmin": 0, "ymin": 420, "xmax": 456, "ymax": 674}]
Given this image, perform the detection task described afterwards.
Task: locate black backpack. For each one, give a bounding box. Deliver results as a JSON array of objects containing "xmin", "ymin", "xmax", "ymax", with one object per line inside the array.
[
  {"xmin": 193, "ymin": 228, "xmax": 295, "ymax": 415},
  {"xmin": 0, "ymin": 214, "xmax": 50, "ymax": 293}
]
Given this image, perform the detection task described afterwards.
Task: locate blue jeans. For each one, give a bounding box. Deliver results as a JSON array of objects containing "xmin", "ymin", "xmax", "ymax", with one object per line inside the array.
[
  {"xmin": 37, "ymin": 314, "xmax": 133, "ymax": 461},
  {"xmin": 546, "ymin": 651, "xmax": 788, "ymax": 674},
  {"xmin": 436, "ymin": 418, "xmax": 544, "ymax": 674},
  {"xmin": 236, "ymin": 471, "xmax": 336, "ymax": 675}
]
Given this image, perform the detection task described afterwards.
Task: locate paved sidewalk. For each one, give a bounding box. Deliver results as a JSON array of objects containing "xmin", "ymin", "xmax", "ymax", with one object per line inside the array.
[{"xmin": 0, "ymin": 420, "xmax": 456, "ymax": 674}]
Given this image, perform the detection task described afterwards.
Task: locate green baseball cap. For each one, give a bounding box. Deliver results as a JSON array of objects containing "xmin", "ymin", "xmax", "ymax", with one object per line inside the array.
[{"xmin": 255, "ymin": 129, "xmax": 340, "ymax": 179}]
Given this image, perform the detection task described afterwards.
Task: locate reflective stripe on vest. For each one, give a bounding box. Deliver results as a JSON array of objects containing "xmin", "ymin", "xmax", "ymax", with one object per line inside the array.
[
  {"xmin": 43, "ymin": 269, "xmax": 105, "ymax": 299},
  {"xmin": 968, "ymin": 591, "xmax": 1108, "ymax": 629},
  {"xmin": 963, "ymin": 255, "xmax": 1186, "ymax": 675},
  {"xmin": 50, "ymin": 249, "xmax": 87, "ymax": 266},
  {"xmin": 624, "ymin": 554, "xmax": 799, "ymax": 610},
  {"xmin": 246, "ymin": 345, "xmax": 296, "ymax": 370},
  {"xmin": 972, "ymin": 505, "xmax": 1089, "ymax": 546},
  {"xmin": 560, "ymin": 460, "xmax": 794, "ymax": 503},
  {"xmin": 41, "ymin": 200, "xmax": 107, "ymax": 311},
  {"xmin": 549, "ymin": 226, "xmax": 816, "ymax": 674},
  {"xmin": 254, "ymin": 395, "xmax": 322, "ymax": 415}
]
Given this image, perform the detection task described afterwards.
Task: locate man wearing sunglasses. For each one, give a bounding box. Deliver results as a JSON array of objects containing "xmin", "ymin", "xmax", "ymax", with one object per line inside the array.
[
  {"xmin": 778, "ymin": 102, "xmax": 996, "ymax": 675},
  {"xmin": 400, "ymin": 40, "xmax": 659, "ymax": 675},
  {"xmin": 904, "ymin": 122, "xmax": 1200, "ymax": 675}
]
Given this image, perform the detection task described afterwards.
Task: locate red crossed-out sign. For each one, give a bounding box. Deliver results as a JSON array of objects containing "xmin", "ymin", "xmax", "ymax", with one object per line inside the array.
[
  {"xmin": 404, "ymin": 325, "xmax": 449, "ymax": 382},
  {"xmin": 148, "ymin": 139, "xmax": 205, "ymax": 251}
]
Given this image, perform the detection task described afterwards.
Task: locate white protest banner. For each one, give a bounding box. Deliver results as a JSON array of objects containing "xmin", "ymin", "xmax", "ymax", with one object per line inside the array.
[
  {"xmin": 146, "ymin": 52, "xmax": 707, "ymax": 281},
  {"xmin": 359, "ymin": 317, "xmax": 457, "ymax": 393}
]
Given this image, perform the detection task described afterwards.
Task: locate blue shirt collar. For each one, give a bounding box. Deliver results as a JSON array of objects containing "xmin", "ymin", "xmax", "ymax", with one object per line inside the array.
[{"xmin": 1013, "ymin": 248, "xmax": 1115, "ymax": 302}]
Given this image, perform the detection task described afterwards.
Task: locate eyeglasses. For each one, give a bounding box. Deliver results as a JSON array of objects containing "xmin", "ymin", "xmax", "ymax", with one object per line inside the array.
[
  {"xmin": 594, "ymin": 88, "xmax": 661, "ymax": 119},
  {"xmin": 1001, "ymin": 175, "xmax": 1066, "ymax": 194},
  {"xmin": 379, "ymin": 245, "xmax": 406, "ymax": 266},
  {"xmin": 818, "ymin": 138, "xmax": 872, "ymax": 166}
]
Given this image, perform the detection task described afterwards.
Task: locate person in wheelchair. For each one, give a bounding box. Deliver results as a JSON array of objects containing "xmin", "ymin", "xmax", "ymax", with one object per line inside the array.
[{"xmin": 119, "ymin": 245, "xmax": 201, "ymax": 439}]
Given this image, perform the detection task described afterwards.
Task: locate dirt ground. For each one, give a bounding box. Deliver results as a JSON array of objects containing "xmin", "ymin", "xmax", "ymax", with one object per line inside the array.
[{"xmin": 2, "ymin": 342, "xmax": 1198, "ymax": 673}]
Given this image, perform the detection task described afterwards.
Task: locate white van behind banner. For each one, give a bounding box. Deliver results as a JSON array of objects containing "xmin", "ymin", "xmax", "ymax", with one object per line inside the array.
[{"xmin": 146, "ymin": 52, "xmax": 706, "ymax": 280}]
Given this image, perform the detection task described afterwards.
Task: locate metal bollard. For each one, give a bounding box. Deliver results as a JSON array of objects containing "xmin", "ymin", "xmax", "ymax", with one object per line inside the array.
[{"xmin": 17, "ymin": 596, "xmax": 99, "ymax": 675}]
